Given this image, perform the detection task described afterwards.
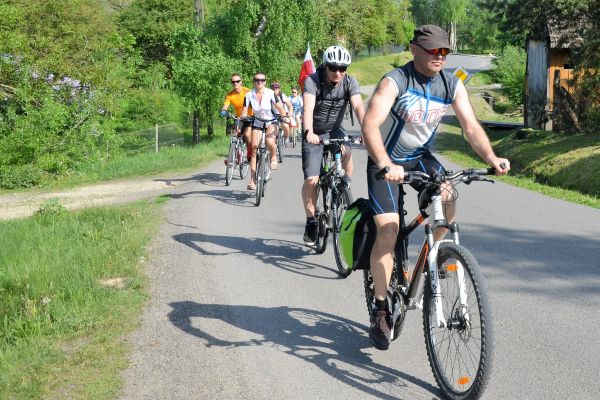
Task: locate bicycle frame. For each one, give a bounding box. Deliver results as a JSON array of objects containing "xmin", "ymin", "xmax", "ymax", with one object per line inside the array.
[{"xmin": 393, "ymin": 188, "xmax": 468, "ymax": 329}]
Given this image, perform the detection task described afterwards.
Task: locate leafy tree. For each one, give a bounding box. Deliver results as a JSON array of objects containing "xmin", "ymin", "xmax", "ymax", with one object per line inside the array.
[
  {"xmin": 363, "ymin": 1, "xmax": 389, "ymax": 55},
  {"xmin": 117, "ymin": 0, "xmax": 194, "ymax": 65},
  {"xmin": 169, "ymin": 26, "xmax": 239, "ymax": 142},
  {"xmin": 458, "ymin": 1, "xmax": 498, "ymax": 53},
  {"xmin": 490, "ymin": 45, "xmax": 526, "ymax": 104},
  {"xmin": 209, "ymin": 0, "xmax": 328, "ymax": 85}
]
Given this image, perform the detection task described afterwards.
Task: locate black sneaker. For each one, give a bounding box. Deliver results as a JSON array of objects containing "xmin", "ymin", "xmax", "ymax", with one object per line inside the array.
[
  {"xmin": 303, "ymin": 221, "xmax": 318, "ymax": 245},
  {"xmin": 369, "ymin": 307, "xmax": 391, "ymax": 350}
]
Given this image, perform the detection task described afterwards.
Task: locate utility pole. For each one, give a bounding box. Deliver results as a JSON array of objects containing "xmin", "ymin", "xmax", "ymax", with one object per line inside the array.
[{"xmin": 192, "ymin": 0, "xmax": 205, "ymax": 145}]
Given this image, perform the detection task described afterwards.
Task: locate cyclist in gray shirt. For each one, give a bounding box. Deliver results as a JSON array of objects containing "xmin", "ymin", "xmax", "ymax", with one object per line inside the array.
[{"xmin": 301, "ymin": 45, "xmax": 365, "ymax": 245}]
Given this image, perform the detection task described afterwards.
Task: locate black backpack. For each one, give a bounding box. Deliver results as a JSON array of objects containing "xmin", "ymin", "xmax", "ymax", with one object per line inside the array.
[{"xmin": 311, "ymin": 64, "xmax": 354, "ymax": 126}]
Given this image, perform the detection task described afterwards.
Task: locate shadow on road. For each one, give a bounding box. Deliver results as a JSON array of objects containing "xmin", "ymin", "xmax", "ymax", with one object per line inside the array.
[
  {"xmin": 173, "ymin": 232, "xmax": 341, "ymax": 279},
  {"xmin": 168, "ymin": 302, "xmax": 440, "ymax": 399},
  {"xmin": 463, "ymin": 223, "xmax": 600, "ymax": 304}
]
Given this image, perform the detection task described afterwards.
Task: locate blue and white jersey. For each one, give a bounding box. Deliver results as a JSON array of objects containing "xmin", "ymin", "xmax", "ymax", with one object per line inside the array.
[{"xmin": 380, "ymin": 62, "xmax": 459, "ymax": 163}]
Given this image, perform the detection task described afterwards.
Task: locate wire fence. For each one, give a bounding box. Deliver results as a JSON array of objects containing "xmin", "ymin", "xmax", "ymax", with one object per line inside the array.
[{"xmin": 122, "ymin": 123, "xmax": 186, "ymax": 153}]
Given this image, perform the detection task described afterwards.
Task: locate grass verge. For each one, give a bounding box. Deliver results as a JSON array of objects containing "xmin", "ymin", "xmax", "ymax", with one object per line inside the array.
[
  {"xmin": 350, "ymin": 52, "xmax": 413, "ymax": 86},
  {"xmin": 435, "ymin": 122, "xmax": 600, "ymax": 208},
  {"xmin": 3, "ymin": 129, "xmax": 230, "ymax": 193},
  {"xmin": 0, "ymin": 201, "xmax": 163, "ymax": 398}
]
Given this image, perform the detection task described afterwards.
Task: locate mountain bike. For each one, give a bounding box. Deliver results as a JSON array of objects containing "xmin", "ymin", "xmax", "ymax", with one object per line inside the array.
[
  {"xmin": 224, "ymin": 113, "xmax": 250, "ymax": 186},
  {"xmin": 311, "ymin": 136, "xmax": 361, "ymax": 277},
  {"xmin": 363, "ymin": 166, "xmax": 498, "ymax": 400},
  {"xmin": 253, "ymin": 116, "xmax": 280, "ymax": 206}
]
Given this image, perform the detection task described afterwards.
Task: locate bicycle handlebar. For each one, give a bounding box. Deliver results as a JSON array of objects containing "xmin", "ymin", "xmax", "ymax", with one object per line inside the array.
[
  {"xmin": 223, "ymin": 112, "xmax": 253, "ymax": 122},
  {"xmin": 375, "ymin": 162, "xmax": 506, "ymax": 184},
  {"xmin": 303, "ymin": 135, "xmax": 362, "ymax": 145}
]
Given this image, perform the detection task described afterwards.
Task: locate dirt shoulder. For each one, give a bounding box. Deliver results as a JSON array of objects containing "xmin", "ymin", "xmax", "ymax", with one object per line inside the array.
[{"xmin": 0, "ymin": 172, "xmax": 198, "ymax": 220}]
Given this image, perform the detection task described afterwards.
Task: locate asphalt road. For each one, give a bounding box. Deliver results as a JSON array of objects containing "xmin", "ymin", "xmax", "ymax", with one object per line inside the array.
[{"xmin": 120, "ymin": 120, "xmax": 600, "ymax": 399}]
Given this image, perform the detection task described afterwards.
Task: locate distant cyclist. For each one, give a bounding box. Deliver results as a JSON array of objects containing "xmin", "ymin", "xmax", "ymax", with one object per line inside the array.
[
  {"xmin": 362, "ymin": 25, "xmax": 511, "ymax": 350},
  {"xmin": 289, "ymin": 87, "xmax": 303, "ymax": 139},
  {"xmin": 220, "ymin": 73, "xmax": 253, "ymax": 163},
  {"xmin": 271, "ymin": 81, "xmax": 294, "ymax": 146},
  {"xmin": 241, "ymin": 72, "xmax": 288, "ymax": 190},
  {"xmin": 301, "ymin": 45, "xmax": 365, "ymax": 245}
]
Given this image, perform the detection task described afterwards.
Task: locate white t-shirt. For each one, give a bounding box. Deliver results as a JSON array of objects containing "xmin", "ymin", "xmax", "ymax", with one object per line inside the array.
[{"xmin": 244, "ymin": 88, "xmax": 278, "ymax": 121}]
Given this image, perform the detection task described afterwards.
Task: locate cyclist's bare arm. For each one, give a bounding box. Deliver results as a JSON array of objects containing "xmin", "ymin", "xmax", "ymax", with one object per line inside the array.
[
  {"xmin": 349, "ymin": 93, "xmax": 366, "ymax": 126},
  {"xmin": 221, "ymin": 98, "xmax": 230, "ymax": 114},
  {"xmin": 452, "ymin": 81, "xmax": 510, "ymax": 175},
  {"xmin": 285, "ymin": 98, "xmax": 293, "ymax": 117},
  {"xmin": 302, "ymin": 92, "xmax": 319, "ymax": 144},
  {"xmin": 362, "ymin": 78, "xmax": 404, "ymax": 182}
]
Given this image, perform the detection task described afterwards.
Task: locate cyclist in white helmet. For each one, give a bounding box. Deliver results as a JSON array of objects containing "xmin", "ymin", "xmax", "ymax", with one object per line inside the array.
[{"xmin": 301, "ymin": 45, "xmax": 365, "ymax": 245}]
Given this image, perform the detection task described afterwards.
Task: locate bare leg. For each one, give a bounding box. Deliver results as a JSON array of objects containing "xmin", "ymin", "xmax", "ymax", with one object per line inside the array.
[
  {"xmin": 248, "ymin": 130, "xmax": 260, "ymax": 186},
  {"xmin": 370, "ymin": 213, "xmax": 399, "ymax": 301},
  {"xmin": 301, "ymin": 176, "xmax": 319, "ymax": 218}
]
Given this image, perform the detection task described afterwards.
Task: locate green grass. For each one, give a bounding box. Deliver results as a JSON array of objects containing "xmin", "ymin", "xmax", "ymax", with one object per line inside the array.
[
  {"xmin": 434, "ymin": 122, "xmax": 600, "ymax": 208},
  {"xmin": 350, "ymin": 52, "xmax": 414, "ymax": 86},
  {"xmin": 0, "ymin": 201, "xmax": 162, "ymax": 398},
  {"xmin": 30, "ymin": 130, "xmax": 230, "ymax": 192}
]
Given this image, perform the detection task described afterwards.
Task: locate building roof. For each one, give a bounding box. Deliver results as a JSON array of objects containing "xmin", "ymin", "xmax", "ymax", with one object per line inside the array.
[{"xmin": 547, "ymin": 17, "xmax": 585, "ymax": 49}]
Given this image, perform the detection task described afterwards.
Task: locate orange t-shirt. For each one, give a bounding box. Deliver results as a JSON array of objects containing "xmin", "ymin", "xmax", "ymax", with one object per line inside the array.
[{"xmin": 223, "ymin": 87, "xmax": 253, "ymax": 117}]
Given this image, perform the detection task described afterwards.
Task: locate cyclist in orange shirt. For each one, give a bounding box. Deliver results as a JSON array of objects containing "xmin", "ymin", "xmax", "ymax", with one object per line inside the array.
[{"xmin": 221, "ymin": 73, "xmax": 253, "ymax": 163}]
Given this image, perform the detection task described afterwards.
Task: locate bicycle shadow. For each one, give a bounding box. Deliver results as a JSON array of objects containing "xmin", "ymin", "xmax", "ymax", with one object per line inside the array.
[
  {"xmin": 173, "ymin": 232, "xmax": 341, "ymax": 279},
  {"xmin": 168, "ymin": 302, "xmax": 440, "ymax": 399},
  {"xmin": 154, "ymin": 172, "xmax": 223, "ymax": 187},
  {"xmin": 167, "ymin": 188, "xmax": 255, "ymax": 207}
]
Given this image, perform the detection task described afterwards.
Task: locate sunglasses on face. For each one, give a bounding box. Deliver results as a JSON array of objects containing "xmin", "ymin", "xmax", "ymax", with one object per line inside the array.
[
  {"xmin": 327, "ymin": 65, "xmax": 347, "ymax": 73},
  {"xmin": 253, "ymin": 78, "xmax": 266, "ymax": 83},
  {"xmin": 231, "ymin": 79, "xmax": 241, "ymax": 84},
  {"xmin": 416, "ymin": 43, "xmax": 450, "ymax": 56}
]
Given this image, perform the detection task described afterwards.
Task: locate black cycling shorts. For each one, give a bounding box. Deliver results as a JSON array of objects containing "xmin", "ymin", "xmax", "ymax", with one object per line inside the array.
[
  {"xmin": 366, "ymin": 152, "xmax": 446, "ymax": 215},
  {"xmin": 302, "ymin": 130, "xmax": 351, "ymax": 179}
]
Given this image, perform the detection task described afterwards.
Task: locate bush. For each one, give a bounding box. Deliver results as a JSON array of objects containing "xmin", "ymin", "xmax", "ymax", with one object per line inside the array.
[
  {"xmin": 0, "ymin": 165, "xmax": 43, "ymax": 189},
  {"xmin": 490, "ymin": 45, "xmax": 526, "ymax": 105}
]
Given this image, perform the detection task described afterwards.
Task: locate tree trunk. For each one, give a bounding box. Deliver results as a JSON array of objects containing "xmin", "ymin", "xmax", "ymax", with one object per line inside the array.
[
  {"xmin": 448, "ymin": 22, "xmax": 457, "ymax": 53},
  {"xmin": 192, "ymin": 109, "xmax": 200, "ymax": 145}
]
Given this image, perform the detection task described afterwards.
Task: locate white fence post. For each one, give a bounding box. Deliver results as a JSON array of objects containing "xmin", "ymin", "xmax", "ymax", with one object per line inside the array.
[{"xmin": 155, "ymin": 124, "xmax": 159, "ymax": 152}]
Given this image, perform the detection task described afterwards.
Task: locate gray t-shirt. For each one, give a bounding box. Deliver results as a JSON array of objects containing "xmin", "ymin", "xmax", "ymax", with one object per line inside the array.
[{"xmin": 304, "ymin": 69, "xmax": 361, "ymax": 135}]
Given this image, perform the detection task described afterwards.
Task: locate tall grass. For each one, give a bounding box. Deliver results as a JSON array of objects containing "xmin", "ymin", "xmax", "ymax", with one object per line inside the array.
[
  {"xmin": 38, "ymin": 132, "xmax": 230, "ymax": 190},
  {"xmin": 0, "ymin": 201, "xmax": 162, "ymax": 398}
]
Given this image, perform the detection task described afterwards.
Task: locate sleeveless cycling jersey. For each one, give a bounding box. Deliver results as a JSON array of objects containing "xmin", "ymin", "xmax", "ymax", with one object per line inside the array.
[
  {"xmin": 381, "ymin": 61, "xmax": 459, "ymax": 163},
  {"xmin": 224, "ymin": 87, "xmax": 253, "ymax": 117}
]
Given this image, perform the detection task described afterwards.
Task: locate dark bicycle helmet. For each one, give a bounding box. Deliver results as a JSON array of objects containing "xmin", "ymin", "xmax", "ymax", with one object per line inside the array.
[{"xmin": 322, "ymin": 45, "xmax": 351, "ymax": 67}]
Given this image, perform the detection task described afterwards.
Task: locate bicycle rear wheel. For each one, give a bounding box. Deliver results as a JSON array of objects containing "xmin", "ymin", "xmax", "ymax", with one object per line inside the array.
[
  {"xmin": 225, "ymin": 142, "xmax": 236, "ymax": 186},
  {"xmin": 422, "ymin": 242, "xmax": 493, "ymax": 400},
  {"xmin": 332, "ymin": 185, "xmax": 353, "ymax": 277},
  {"xmin": 239, "ymin": 143, "xmax": 249, "ymax": 179}
]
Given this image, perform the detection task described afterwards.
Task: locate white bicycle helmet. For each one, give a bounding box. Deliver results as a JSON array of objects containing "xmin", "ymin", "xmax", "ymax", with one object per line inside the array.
[{"xmin": 322, "ymin": 45, "xmax": 351, "ymax": 67}]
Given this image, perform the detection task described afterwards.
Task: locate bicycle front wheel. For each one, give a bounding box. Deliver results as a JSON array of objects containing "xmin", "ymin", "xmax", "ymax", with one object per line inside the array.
[
  {"xmin": 277, "ymin": 133, "xmax": 283, "ymax": 163},
  {"xmin": 313, "ymin": 186, "xmax": 328, "ymax": 254},
  {"xmin": 255, "ymin": 152, "xmax": 265, "ymax": 206},
  {"xmin": 423, "ymin": 242, "xmax": 493, "ymax": 400},
  {"xmin": 332, "ymin": 185, "xmax": 353, "ymax": 277},
  {"xmin": 225, "ymin": 142, "xmax": 235, "ymax": 186}
]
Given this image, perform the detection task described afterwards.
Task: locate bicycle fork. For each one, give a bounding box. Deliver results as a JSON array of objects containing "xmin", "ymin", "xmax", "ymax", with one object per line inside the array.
[{"xmin": 424, "ymin": 195, "xmax": 470, "ymax": 329}]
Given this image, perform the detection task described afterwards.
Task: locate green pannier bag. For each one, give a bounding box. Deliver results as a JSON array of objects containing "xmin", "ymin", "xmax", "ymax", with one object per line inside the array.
[{"xmin": 339, "ymin": 198, "xmax": 376, "ymax": 271}]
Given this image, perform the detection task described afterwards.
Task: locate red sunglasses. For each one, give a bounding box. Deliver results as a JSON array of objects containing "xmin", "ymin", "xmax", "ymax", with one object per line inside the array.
[{"xmin": 415, "ymin": 43, "xmax": 450, "ymax": 56}]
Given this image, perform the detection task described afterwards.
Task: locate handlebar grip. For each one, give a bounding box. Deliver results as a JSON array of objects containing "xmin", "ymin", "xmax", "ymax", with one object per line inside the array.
[{"xmin": 375, "ymin": 166, "xmax": 390, "ymax": 180}]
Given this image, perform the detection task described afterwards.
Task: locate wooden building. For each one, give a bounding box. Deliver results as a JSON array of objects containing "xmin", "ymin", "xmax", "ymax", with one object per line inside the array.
[{"xmin": 524, "ymin": 18, "xmax": 583, "ymax": 130}]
